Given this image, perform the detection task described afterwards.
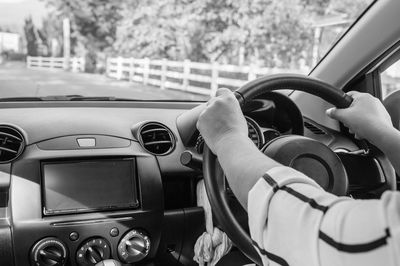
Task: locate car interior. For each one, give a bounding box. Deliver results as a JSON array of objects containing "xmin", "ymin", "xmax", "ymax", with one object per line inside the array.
[{"xmin": 1, "ymin": 0, "xmax": 400, "ymax": 265}]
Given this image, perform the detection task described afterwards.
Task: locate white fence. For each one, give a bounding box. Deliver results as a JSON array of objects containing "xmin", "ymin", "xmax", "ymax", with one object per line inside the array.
[
  {"xmin": 27, "ymin": 56, "xmax": 85, "ymax": 72},
  {"xmin": 106, "ymin": 57, "xmax": 302, "ymax": 96}
]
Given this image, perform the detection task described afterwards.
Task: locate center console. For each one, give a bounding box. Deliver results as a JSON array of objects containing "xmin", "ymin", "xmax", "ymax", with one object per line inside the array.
[{"xmin": 10, "ymin": 141, "xmax": 164, "ymax": 266}]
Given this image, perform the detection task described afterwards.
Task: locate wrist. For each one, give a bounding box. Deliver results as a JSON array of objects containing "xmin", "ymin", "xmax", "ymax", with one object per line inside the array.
[
  {"xmin": 366, "ymin": 124, "xmax": 397, "ymax": 147},
  {"xmin": 371, "ymin": 126, "xmax": 399, "ymax": 152},
  {"xmin": 214, "ymin": 131, "xmax": 253, "ymax": 156}
]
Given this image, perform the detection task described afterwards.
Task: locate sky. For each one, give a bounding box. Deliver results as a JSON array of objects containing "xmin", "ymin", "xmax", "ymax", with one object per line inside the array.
[{"xmin": 0, "ymin": 0, "xmax": 51, "ymax": 32}]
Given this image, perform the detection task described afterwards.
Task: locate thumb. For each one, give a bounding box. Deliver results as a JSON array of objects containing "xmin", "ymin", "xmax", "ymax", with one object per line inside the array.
[
  {"xmin": 326, "ymin": 107, "xmax": 346, "ymax": 122},
  {"xmin": 215, "ymin": 88, "xmax": 232, "ymax": 97}
]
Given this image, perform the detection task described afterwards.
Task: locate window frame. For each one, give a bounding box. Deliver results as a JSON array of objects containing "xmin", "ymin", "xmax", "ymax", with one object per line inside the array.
[{"xmin": 342, "ymin": 40, "xmax": 400, "ymax": 100}]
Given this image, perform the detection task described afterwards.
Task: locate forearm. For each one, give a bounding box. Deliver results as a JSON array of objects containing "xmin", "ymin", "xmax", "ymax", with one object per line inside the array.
[
  {"xmin": 372, "ymin": 126, "xmax": 400, "ymax": 174},
  {"xmin": 215, "ymin": 134, "xmax": 281, "ymax": 209}
]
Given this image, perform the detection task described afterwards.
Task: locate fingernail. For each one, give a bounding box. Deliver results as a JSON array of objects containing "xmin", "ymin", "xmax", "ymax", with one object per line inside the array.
[{"xmin": 326, "ymin": 108, "xmax": 334, "ymax": 116}]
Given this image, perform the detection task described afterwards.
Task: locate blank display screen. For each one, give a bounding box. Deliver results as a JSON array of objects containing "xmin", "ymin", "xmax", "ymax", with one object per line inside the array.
[{"xmin": 42, "ymin": 159, "xmax": 138, "ymax": 215}]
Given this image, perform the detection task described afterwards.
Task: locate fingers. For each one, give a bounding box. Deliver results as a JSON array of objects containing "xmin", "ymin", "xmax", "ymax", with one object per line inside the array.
[
  {"xmin": 206, "ymin": 88, "xmax": 233, "ymax": 105},
  {"xmin": 326, "ymin": 107, "xmax": 347, "ymax": 123},
  {"xmin": 326, "ymin": 107, "xmax": 337, "ymax": 118},
  {"xmin": 346, "ymin": 91, "xmax": 360, "ymax": 97},
  {"xmin": 215, "ymin": 88, "xmax": 232, "ymax": 96},
  {"xmin": 207, "ymin": 88, "xmax": 239, "ymax": 109},
  {"xmin": 196, "ymin": 107, "xmax": 207, "ymax": 127}
]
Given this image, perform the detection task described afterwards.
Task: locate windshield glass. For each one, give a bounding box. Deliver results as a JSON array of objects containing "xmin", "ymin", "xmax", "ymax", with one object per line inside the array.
[{"xmin": 0, "ymin": 0, "xmax": 373, "ymax": 101}]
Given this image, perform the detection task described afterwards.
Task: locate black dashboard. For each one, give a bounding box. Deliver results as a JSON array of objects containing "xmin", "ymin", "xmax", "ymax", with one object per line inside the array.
[{"xmin": 0, "ymin": 92, "xmax": 395, "ymax": 266}]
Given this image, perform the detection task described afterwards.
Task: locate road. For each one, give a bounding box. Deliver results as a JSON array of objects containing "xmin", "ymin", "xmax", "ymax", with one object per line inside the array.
[{"xmin": 0, "ymin": 62, "xmax": 208, "ymax": 101}]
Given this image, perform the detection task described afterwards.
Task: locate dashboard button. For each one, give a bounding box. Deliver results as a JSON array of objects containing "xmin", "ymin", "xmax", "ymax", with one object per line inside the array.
[
  {"xmin": 69, "ymin": 231, "xmax": 79, "ymax": 241},
  {"xmin": 76, "ymin": 138, "xmax": 96, "ymax": 147},
  {"xmin": 110, "ymin": 227, "xmax": 119, "ymax": 237}
]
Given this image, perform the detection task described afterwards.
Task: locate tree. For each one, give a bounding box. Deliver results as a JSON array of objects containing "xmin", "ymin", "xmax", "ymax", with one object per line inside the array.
[
  {"xmin": 23, "ymin": 16, "xmax": 38, "ymax": 56},
  {"xmin": 41, "ymin": 13, "xmax": 64, "ymax": 56},
  {"xmin": 44, "ymin": 0, "xmax": 123, "ymax": 52},
  {"xmin": 41, "ymin": 0, "xmax": 372, "ymax": 69},
  {"xmin": 43, "ymin": 0, "xmax": 124, "ymax": 71},
  {"xmin": 113, "ymin": 0, "xmax": 314, "ymax": 67}
]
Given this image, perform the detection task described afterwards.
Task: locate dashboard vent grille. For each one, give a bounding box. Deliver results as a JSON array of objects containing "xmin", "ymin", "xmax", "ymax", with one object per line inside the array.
[
  {"xmin": 304, "ymin": 121, "xmax": 326, "ymax": 135},
  {"xmin": 0, "ymin": 125, "xmax": 25, "ymax": 163},
  {"xmin": 139, "ymin": 122, "xmax": 175, "ymax": 155}
]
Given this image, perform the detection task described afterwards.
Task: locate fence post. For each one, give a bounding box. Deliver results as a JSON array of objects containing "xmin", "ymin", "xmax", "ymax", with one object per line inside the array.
[
  {"xmin": 182, "ymin": 59, "xmax": 190, "ymax": 91},
  {"xmin": 71, "ymin": 58, "xmax": 76, "ymax": 72},
  {"xmin": 38, "ymin": 56, "xmax": 43, "ymax": 68},
  {"xmin": 116, "ymin": 56, "xmax": 123, "ymax": 80},
  {"xmin": 106, "ymin": 57, "xmax": 112, "ymax": 76},
  {"xmin": 129, "ymin": 58, "xmax": 135, "ymax": 82},
  {"xmin": 143, "ymin": 57, "xmax": 150, "ymax": 85},
  {"xmin": 80, "ymin": 57, "xmax": 85, "ymax": 72},
  {"xmin": 160, "ymin": 58, "xmax": 167, "ymax": 90},
  {"xmin": 49, "ymin": 57, "xmax": 54, "ymax": 69},
  {"xmin": 27, "ymin": 56, "xmax": 31, "ymax": 68},
  {"xmin": 74, "ymin": 58, "xmax": 79, "ymax": 72},
  {"xmin": 248, "ymin": 64, "xmax": 257, "ymax": 81},
  {"xmin": 210, "ymin": 61, "xmax": 219, "ymax": 96},
  {"xmin": 105, "ymin": 57, "xmax": 109, "ymax": 76}
]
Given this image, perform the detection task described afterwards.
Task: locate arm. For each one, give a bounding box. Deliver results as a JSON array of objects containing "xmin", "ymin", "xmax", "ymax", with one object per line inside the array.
[
  {"xmin": 363, "ymin": 125, "xmax": 400, "ymax": 174},
  {"xmin": 214, "ymin": 133, "xmax": 280, "ymax": 209},
  {"xmin": 327, "ymin": 91, "xmax": 400, "ymax": 173},
  {"xmin": 247, "ymin": 171, "xmax": 400, "ymax": 266},
  {"xmin": 196, "ymin": 88, "xmax": 280, "ymax": 209}
]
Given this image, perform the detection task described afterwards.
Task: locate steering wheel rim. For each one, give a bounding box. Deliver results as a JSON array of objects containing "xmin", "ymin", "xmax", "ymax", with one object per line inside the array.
[{"xmin": 203, "ymin": 74, "xmax": 353, "ymax": 265}]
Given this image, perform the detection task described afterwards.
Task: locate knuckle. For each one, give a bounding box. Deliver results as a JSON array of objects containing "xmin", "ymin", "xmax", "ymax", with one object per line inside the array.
[
  {"xmin": 213, "ymin": 98, "xmax": 225, "ymax": 106},
  {"xmin": 226, "ymin": 93, "xmax": 236, "ymax": 102},
  {"xmin": 197, "ymin": 109, "xmax": 207, "ymax": 123}
]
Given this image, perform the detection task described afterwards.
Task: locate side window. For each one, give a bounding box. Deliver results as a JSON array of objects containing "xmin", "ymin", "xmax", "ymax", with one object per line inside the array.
[{"xmin": 381, "ymin": 60, "xmax": 400, "ymax": 99}]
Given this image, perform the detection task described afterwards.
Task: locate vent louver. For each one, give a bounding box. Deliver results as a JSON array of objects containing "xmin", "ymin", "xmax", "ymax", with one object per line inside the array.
[
  {"xmin": 139, "ymin": 122, "xmax": 175, "ymax": 155},
  {"xmin": 0, "ymin": 125, "xmax": 25, "ymax": 163},
  {"xmin": 304, "ymin": 121, "xmax": 326, "ymax": 135}
]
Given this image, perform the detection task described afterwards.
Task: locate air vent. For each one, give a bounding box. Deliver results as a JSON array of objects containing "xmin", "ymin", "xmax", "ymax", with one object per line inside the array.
[
  {"xmin": 304, "ymin": 121, "xmax": 326, "ymax": 135},
  {"xmin": 139, "ymin": 122, "xmax": 175, "ymax": 155},
  {"xmin": 0, "ymin": 125, "xmax": 25, "ymax": 163}
]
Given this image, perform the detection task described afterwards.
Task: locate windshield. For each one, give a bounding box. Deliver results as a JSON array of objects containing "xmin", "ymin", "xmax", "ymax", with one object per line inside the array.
[{"xmin": 0, "ymin": 0, "xmax": 373, "ymax": 101}]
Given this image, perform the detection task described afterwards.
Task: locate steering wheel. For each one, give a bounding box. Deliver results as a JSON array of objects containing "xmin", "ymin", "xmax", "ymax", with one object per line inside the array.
[{"xmin": 202, "ymin": 74, "xmax": 353, "ymax": 265}]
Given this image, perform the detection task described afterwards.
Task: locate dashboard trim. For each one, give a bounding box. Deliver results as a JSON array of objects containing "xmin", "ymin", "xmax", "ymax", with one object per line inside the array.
[{"xmin": 50, "ymin": 217, "xmax": 134, "ymax": 227}]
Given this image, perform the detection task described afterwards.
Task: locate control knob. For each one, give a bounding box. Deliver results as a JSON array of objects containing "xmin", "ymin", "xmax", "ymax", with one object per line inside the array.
[
  {"xmin": 117, "ymin": 229, "xmax": 150, "ymax": 263},
  {"xmin": 95, "ymin": 259, "xmax": 121, "ymax": 266},
  {"xmin": 76, "ymin": 238, "xmax": 111, "ymax": 266},
  {"xmin": 30, "ymin": 237, "xmax": 68, "ymax": 266}
]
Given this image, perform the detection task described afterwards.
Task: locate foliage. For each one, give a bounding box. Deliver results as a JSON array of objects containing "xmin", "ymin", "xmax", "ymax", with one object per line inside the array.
[
  {"xmin": 41, "ymin": 13, "xmax": 64, "ymax": 56},
  {"xmin": 43, "ymin": 0, "xmax": 123, "ymax": 52},
  {"xmin": 113, "ymin": 0, "xmax": 315, "ymax": 67},
  {"xmin": 39, "ymin": 0, "xmax": 372, "ymax": 69}
]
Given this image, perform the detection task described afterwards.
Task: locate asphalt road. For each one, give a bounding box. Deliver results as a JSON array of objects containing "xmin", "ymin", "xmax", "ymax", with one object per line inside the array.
[{"xmin": 0, "ymin": 61, "xmax": 208, "ymax": 101}]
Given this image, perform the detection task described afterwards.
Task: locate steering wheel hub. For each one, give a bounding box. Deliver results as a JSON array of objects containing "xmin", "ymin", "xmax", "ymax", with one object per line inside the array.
[{"xmin": 262, "ymin": 135, "xmax": 348, "ymax": 195}]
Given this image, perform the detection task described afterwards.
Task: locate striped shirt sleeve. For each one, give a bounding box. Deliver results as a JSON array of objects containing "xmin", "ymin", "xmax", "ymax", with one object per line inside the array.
[{"xmin": 247, "ymin": 166, "xmax": 400, "ymax": 266}]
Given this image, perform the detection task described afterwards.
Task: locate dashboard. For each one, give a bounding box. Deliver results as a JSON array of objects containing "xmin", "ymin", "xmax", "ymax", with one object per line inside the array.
[{"xmin": 0, "ymin": 92, "xmax": 395, "ymax": 266}]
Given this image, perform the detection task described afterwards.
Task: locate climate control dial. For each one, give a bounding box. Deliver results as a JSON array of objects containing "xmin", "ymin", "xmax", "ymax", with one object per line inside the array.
[
  {"xmin": 30, "ymin": 237, "xmax": 68, "ymax": 266},
  {"xmin": 76, "ymin": 238, "xmax": 111, "ymax": 266},
  {"xmin": 117, "ymin": 229, "xmax": 150, "ymax": 264}
]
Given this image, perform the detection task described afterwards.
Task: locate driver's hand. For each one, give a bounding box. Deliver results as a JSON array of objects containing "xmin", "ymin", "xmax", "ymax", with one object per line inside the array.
[
  {"xmin": 197, "ymin": 88, "xmax": 248, "ymax": 154},
  {"xmin": 326, "ymin": 91, "xmax": 393, "ymax": 144}
]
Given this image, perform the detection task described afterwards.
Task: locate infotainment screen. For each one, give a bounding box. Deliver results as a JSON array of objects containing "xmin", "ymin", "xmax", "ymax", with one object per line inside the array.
[{"xmin": 42, "ymin": 158, "xmax": 139, "ymax": 215}]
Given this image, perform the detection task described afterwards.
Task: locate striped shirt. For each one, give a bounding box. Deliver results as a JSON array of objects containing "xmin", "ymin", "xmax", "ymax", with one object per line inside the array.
[{"xmin": 248, "ymin": 166, "xmax": 400, "ymax": 266}]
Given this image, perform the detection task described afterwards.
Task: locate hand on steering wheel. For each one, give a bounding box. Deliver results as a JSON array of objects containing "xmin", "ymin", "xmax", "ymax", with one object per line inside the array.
[{"xmin": 197, "ymin": 88, "xmax": 248, "ymax": 155}]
